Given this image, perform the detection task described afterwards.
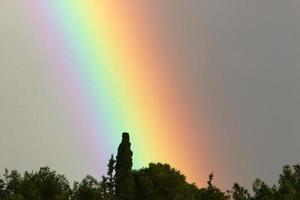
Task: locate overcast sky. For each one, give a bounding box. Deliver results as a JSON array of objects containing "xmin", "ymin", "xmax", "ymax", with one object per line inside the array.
[
  {"xmin": 198, "ymin": 0, "xmax": 300, "ymax": 186},
  {"xmin": 1, "ymin": 0, "xmax": 300, "ymax": 189}
]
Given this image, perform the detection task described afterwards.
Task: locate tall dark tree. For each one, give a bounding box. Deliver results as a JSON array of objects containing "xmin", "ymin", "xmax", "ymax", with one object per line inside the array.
[
  {"xmin": 99, "ymin": 176, "xmax": 109, "ymax": 200},
  {"xmin": 115, "ymin": 132, "xmax": 134, "ymax": 200},
  {"xmin": 107, "ymin": 154, "xmax": 116, "ymax": 200}
]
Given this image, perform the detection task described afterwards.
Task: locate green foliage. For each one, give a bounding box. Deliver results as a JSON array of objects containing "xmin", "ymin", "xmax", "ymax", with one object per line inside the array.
[
  {"xmin": 71, "ymin": 175, "xmax": 100, "ymax": 200},
  {"xmin": 19, "ymin": 172, "xmax": 41, "ymax": 200},
  {"xmin": 133, "ymin": 163, "xmax": 198, "ymax": 200},
  {"xmin": 99, "ymin": 176, "xmax": 109, "ymax": 200},
  {"xmin": 32, "ymin": 167, "xmax": 70, "ymax": 200},
  {"xmin": 252, "ymin": 179, "xmax": 274, "ymax": 200},
  {"xmin": 0, "ymin": 167, "xmax": 70, "ymax": 200},
  {"xmin": 0, "ymin": 178, "xmax": 6, "ymax": 198},
  {"xmin": 1, "ymin": 132, "xmax": 300, "ymax": 200},
  {"xmin": 107, "ymin": 155, "xmax": 116, "ymax": 200},
  {"xmin": 196, "ymin": 173, "xmax": 229, "ymax": 200},
  {"xmin": 115, "ymin": 132, "xmax": 135, "ymax": 200},
  {"xmin": 228, "ymin": 183, "xmax": 250, "ymax": 200},
  {"xmin": 3, "ymin": 169, "xmax": 22, "ymax": 196}
]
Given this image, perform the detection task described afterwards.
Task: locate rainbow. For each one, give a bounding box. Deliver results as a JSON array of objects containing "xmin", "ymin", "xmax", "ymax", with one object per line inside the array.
[{"xmin": 24, "ymin": 1, "xmax": 224, "ymax": 186}]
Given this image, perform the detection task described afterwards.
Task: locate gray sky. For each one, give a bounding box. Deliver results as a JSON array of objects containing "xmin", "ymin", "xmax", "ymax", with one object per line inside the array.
[
  {"xmin": 197, "ymin": 0, "xmax": 300, "ymax": 187},
  {"xmin": 0, "ymin": 0, "xmax": 94, "ymax": 182},
  {"xmin": 147, "ymin": 0, "xmax": 300, "ymax": 187},
  {"xmin": 1, "ymin": 0, "xmax": 300, "ymax": 189}
]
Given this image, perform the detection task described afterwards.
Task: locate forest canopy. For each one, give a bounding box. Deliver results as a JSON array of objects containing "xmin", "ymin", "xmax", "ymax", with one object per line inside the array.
[{"xmin": 0, "ymin": 132, "xmax": 299, "ymax": 200}]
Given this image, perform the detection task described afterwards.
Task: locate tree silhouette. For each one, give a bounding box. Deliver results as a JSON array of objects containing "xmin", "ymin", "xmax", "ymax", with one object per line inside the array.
[
  {"xmin": 228, "ymin": 183, "xmax": 250, "ymax": 200},
  {"xmin": 30, "ymin": 167, "xmax": 70, "ymax": 200},
  {"xmin": 208, "ymin": 173, "xmax": 214, "ymax": 189},
  {"xmin": 115, "ymin": 132, "xmax": 134, "ymax": 200},
  {"xmin": 252, "ymin": 179, "xmax": 273, "ymax": 200},
  {"xmin": 107, "ymin": 154, "xmax": 116, "ymax": 200},
  {"xmin": 1, "ymin": 132, "xmax": 300, "ymax": 200},
  {"xmin": 71, "ymin": 175, "xmax": 100, "ymax": 200},
  {"xmin": 0, "ymin": 167, "xmax": 70, "ymax": 200},
  {"xmin": 133, "ymin": 163, "xmax": 199, "ymax": 200},
  {"xmin": 0, "ymin": 178, "xmax": 6, "ymax": 198},
  {"xmin": 99, "ymin": 176, "xmax": 109, "ymax": 200},
  {"xmin": 197, "ymin": 173, "xmax": 229, "ymax": 200}
]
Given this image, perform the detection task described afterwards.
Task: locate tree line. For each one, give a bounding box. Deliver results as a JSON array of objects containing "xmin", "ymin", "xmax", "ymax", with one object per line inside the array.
[{"xmin": 0, "ymin": 132, "xmax": 300, "ymax": 200}]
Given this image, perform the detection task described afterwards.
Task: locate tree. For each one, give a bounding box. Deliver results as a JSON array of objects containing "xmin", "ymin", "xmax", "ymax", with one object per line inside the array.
[
  {"xmin": 31, "ymin": 167, "xmax": 71, "ymax": 200},
  {"xmin": 99, "ymin": 176, "xmax": 108, "ymax": 200},
  {"xmin": 228, "ymin": 183, "xmax": 250, "ymax": 200},
  {"xmin": 1, "ymin": 167, "xmax": 71, "ymax": 200},
  {"xmin": 292, "ymin": 164, "xmax": 300, "ymax": 198},
  {"xmin": 276, "ymin": 165, "xmax": 297, "ymax": 200},
  {"xmin": 19, "ymin": 171, "xmax": 41, "ymax": 200},
  {"xmin": 115, "ymin": 132, "xmax": 134, "ymax": 200},
  {"xmin": 0, "ymin": 179, "xmax": 5, "ymax": 199},
  {"xmin": 197, "ymin": 173, "xmax": 229, "ymax": 200},
  {"xmin": 133, "ymin": 163, "xmax": 198, "ymax": 200},
  {"xmin": 252, "ymin": 179, "xmax": 273, "ymax": 200},
  {"xmin": 71, "ymin": 175, "xmax": 101, "ymax": 200},
  {"xmin": 3, "ymin": 169, "xmax": 22, "ymax": 197},
  {"xmin": 107, "ymin": 154, "xmax": 116, "ymax": 200}
]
